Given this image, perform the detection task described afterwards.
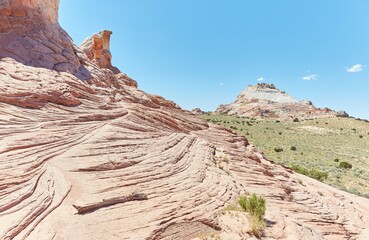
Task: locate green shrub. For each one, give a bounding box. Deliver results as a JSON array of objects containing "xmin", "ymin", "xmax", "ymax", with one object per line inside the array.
[
  {"xmin": 291, "ymin": 165, "xmax": 328, "ymax": 182},
  {"xmin": 339, "ymin": 161, "xmax": 352, "ymax": 169},
  {"xmin": 293, "ymin": 118, "xmax": 299, "ymax": 122},
  {"xmin": 238, "ymin": 194, "xmax": 266, "ymax": 219},
  {"xmin": 309, "ymin": 169, "xmax": 328, "ymax": 181},
  {"xmin": 278, "ymin": 132, "xmax": 282, "ymax": 135},
  {"xmin": 290, "ymin": 146, "xmax": 297, "ymax": 151},
  {"xmin": 291, "ymin": 165, "xmax": 308, "ymax": 175},
  {"xmin": 238, "ymin": 194, "xmax": 266, "ymax": 236},
  {"xmin": 334, "ymin": 158, "xmax": 339, "ymax": 162},
  {"xmin": 274, "ymin": 147, "xmax": 283, "ymax": 152}
]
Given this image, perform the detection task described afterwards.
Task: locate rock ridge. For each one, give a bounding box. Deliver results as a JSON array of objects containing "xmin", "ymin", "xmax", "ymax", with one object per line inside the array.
[{"xmin": 216, "ymin": 83, "xmax": 337, "ymax": 120}]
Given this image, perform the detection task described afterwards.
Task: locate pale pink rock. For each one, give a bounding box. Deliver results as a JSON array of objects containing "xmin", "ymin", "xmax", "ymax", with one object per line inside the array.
[
  {"xmin": 0, "ymin": 1, "xmax": 368, "ymax": 240},
  {"xmin": 216, "ymin": 83, "xmax": 337, "ymax": 120}
]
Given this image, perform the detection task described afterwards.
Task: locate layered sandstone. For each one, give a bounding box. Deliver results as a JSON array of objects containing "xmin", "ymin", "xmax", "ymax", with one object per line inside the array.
[
  {"xmin": 1, "ymin": 1, "xmax": 369, "ymax": 240},
  {"xmin": 216, "ymin": 83, "xmax": 337, "ymax": 120},
  {"xmin": 80, "ymin": 30, "xmax": 120, "ymax": 74},
  {"xmin": 191, "ymin": 108, "xmax": 205, "ymax": 115}
]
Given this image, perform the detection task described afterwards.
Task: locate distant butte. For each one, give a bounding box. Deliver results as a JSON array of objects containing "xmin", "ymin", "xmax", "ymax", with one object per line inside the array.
[
  {"xmin": 0, "ymin": 1, "xmax": 368, "ymax": 239},
  {"xmin": 216, "ymin": 83, "xmax": 340, "ymax": 120}
]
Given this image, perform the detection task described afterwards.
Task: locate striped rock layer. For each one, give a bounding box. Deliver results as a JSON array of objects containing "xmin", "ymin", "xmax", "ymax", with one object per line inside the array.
[{"xmin": 1, "ymin": 1, "xmax": 369, "ymax": 239}]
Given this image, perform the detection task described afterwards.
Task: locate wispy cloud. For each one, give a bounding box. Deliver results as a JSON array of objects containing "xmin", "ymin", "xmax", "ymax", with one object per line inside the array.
[
  {"xmin": 219, "ymin": 82, "xmax": 224, "ymax": 86},
  {"xmin": 257, "ymin": 76, "xmax": 264, "ymax": 81},
  {"xmin": 302, "ymin": 74, "xmax": 318, "ymax": 81},
  {"xmin": 346, "ymin": 64, "xmax": 363, "ymax": 73}
]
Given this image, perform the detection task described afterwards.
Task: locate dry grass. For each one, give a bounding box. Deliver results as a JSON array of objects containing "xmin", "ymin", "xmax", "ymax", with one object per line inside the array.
[{"xmin": 201, "ymin": 114, "xmax": 369, "ymax": 198}]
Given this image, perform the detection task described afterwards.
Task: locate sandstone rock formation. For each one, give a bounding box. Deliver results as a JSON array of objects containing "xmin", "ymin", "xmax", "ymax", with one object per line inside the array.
[
  {"xmin": 216, "ymin": 83, "xmax": 337, "ymax": 120},
  {"xmin": 337, "ymin": 110, "xmax": 350, "ymax": 118},
  {"xmin": 80, "ymin": 30, "xmax": 120, "ymax": 74},
  {"xmin": 191, "ymin": 108, "xmax": 205, "ymax": 115},
  {"xmin": 1, "ymin": 1, "xmax": 369, "ymax": 240}
]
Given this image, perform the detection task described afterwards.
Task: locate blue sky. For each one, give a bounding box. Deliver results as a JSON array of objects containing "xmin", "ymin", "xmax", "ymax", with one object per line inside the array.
[{"xmin": 59, "ymin": 1, "xmax": 369, "ymax": 119}]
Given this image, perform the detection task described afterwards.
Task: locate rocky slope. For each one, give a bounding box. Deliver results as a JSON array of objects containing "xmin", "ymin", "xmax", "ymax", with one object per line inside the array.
[
  {"xmin": 216, "ymin": 83, "xmax": 338, "ymax": 120},
  {"xmin": 1, "ymin": 1, "xmax": 369, "ymax": 239}
]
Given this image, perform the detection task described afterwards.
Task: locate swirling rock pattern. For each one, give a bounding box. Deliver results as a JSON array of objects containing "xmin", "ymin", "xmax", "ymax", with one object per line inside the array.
[{"xmin": 0, "ymin": 1, "xmax": 369, "ymax": 239}]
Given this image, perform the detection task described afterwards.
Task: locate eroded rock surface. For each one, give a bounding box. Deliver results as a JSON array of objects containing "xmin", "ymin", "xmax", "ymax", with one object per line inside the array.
[
  {"xmin": 191, "ymin": 108, "xmax": 205, "ymax": 115},
  {"xmin": 1, "ymin": 1, "xmax": 369, "ymax": 239},
  {"xmin": 80, "ymin": 30, "xmax": 120, "ymax": 74},
  {"xmin": 216, "ymin": 83, "xmax": 337, "ymax": 120}
]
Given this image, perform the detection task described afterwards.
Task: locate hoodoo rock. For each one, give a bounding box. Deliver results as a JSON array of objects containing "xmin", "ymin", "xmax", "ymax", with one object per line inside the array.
[
  {"xmin": 216, "ymin": 83, "xmax": 337, "ymax": 120},
  {"xmin": 80, "ymin": 30, "xmax": 120, "ymax": 74},
  {"xmin": 1, "ymin": 1, "xmax": 369, "ymax": 239}
]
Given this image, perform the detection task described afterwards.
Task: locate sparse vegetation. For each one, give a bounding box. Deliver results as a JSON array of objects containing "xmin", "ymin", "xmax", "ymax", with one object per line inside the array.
[
  {"xmin": 238, "ymin": 194, "xmax": 266, "ymax": 236},
  {"xmin": 290, "ymin": 146, "xmax": 297, "ymax": 151},
  {"xmin": 291, "ymin": 165, "xmax": 328, "ymax": 182},
  {"xmin": 274, "ymin": 147, "xmax": 283, "ymax": 152},
  {"xmin": 200, "ymin": 114, "xmax": 369, "ymax": 198},
  {"xmin": 339, "ymin": 161, "xmax": 352, "ymax": 169}
]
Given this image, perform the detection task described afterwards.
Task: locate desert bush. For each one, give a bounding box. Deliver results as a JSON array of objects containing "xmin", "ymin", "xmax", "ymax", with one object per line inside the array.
[
  {"xmin": 238, "ymin": 194, "xmax": 266, "ymax": 220},
  {"xmin": 290, "ymin": 146, "xmax": 297, "ymax": 151},
  {"xmin": 309, "ymin": 169, "xmax": 328, "ymax": 181},
  {"xmin": 279, "ymin": 132, "xmax": 282, "ymax": 135},
  {"xmin": 293, "ymin": 118, "xmax": 299, "ymax": 122},
  {"xmin": 339, "ymin": 161, "xmax": 352, "ymax": 169},
  {"xmin": 334, "ymin": 158, "xmax": 339, "ymax": 162},
  {"xmin": 274, "ymin": 147, "xmax": 283, "ymax": 152},
  {"xmin": 238, "ymin": 194, "xmax": 266, "ymax": 236},
  {"xmin": 291, "ymin": 165, "xmax": 328, "ymax": 182}
]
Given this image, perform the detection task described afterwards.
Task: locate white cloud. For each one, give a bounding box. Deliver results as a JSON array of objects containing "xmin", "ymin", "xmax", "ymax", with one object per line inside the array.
[
  {"xmin": 219, "ymin": 82, "xmax": 224, "ymax": 86},
  {"xmin": 302, "ymin": 74, "xmax": 318, "ymax": 81},
  {"xmin": 257, "ymin": 76, "xmax": 264, "ymax": 81},
  {"xmin": 346, "ymin": 64, "xmax": 363, "ymax": 73}
]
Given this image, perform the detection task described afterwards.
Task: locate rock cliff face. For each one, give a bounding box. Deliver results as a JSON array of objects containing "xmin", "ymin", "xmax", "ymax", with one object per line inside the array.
[
  {"xmin": 1, "ymin": 1, "xmax": 369, "ymax": 239},
  {"xmin": 216, "ymin": 83, "xmax": 336, "ymax": 120},
  {"xmin": 0, "ymin": 0, "xmax": 91, "ymax": 79}
]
